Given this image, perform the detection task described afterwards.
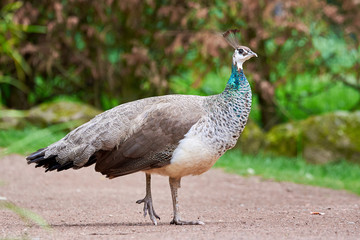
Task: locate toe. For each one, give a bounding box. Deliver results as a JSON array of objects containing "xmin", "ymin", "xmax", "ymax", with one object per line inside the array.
[
  {"xmin": 136, "ymin": 196, "xmax": 161, "ymax": 224},
  {"xmin": 149, "ymin": 214, "xmax": 158, "ymax": 225},
  {"xmin": 154, "ymin": 211, "xmax": 161, "ymax": 220}
]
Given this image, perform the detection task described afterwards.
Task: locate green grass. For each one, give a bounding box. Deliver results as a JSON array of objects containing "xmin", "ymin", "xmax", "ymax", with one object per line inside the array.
[
  {"xmin": 215, "ymin": 149, "xmax": 360, "ymax": 195},
  {"xmin": 0, "ymin": 124, "xmax": 67, "ymax": 157}
]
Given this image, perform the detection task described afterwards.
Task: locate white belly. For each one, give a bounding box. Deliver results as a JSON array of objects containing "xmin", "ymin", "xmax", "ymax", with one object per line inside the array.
[{"xmin": 145, "ymin": 132, "xmax": 219, "ymax": 178}]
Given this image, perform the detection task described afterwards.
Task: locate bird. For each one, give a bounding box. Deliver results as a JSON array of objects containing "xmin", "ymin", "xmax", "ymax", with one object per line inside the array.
[{"xmin": 26, "ymin": 29, "xmax": 257, "ymax": 225}]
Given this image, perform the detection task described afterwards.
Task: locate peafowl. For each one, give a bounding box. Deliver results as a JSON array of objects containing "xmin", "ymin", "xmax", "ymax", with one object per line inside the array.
[{"xmin": 26, "ymin": 29, "xmax": 257, "ymax": 225}]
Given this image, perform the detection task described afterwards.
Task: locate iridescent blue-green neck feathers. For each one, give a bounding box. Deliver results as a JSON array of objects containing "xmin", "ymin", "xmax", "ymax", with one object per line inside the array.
[{"xmin": 224, "ymin": 64, "xmax": 250, "ymax": 92}]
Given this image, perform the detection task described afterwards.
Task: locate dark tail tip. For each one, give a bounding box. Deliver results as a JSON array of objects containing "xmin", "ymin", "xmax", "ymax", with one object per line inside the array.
[
  {"xmin": 26, "ymin": 148, "xmax": 46, "ymax": 161},
  {"xmin": 27, "ymin": 149, "xmax": 97, "ymax": 172},
  {"xmin": 26, "ymin": 148, "xmax": 74, "ymax": 172}
]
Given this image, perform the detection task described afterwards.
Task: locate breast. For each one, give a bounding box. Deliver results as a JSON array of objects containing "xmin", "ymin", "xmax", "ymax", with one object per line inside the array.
[
  {"xmin": 144, "ymin": 94, "xmax": 251, "ymax": 178},
  {"xmin": 145, "ymin": 129, "xmax": 219, "ymax": 178}
]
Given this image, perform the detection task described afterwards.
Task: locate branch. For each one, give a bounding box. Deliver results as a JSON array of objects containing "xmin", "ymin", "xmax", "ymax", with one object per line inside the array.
[{"xmin": 334, "ymin": 74, "xmax": 360, "ymax": 91}]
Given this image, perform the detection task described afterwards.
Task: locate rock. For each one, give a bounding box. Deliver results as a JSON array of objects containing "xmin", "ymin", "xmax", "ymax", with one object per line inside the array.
[
  {"xmin": 264, "ymin": 111, "xmax": 360, "ymax": 164},
  {"xmin": 302, "ymin": 111, "xmax": 360, "ymax": 164},
  {"xmin": 0, "ymin": 109, "xmax": 28, "ymax": 129},
  {"xmin": 265, "ymin": 121, "xmax": 303, "ymax": 157},
  {"xmin": 236, "ymin": 120, "xmax": 265, "ymax": 154},
  {"xmin": 27, "ymin": 101, "xmax": 101, "ymax": 130}
]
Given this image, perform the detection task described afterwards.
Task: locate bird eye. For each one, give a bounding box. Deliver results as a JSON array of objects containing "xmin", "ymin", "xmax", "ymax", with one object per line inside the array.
[{"xmin": 238, "ymin": 49, "xmax": 244, "ymax": 54}]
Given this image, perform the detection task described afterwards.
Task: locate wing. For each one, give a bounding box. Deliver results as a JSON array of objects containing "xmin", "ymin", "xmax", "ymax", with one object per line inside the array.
[{"xmin": 94, "ymin": 102, "xmax": 204, "ymax": 178}]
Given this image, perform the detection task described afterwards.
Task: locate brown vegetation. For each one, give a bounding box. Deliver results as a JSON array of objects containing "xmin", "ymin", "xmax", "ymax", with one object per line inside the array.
[{"xmin": 1, "ymin": 0, "xmax": 359, "ymax": 129}]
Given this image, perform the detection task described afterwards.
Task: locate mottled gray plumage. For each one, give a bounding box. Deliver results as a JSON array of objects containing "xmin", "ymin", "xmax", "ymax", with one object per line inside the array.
[
  {"xmin": 27, "ymin": 29, "xmax": 257, "ymax": 225},
  {"xmin": 93, "ymin": 95, "xmax": 206, "ymax": 177}
]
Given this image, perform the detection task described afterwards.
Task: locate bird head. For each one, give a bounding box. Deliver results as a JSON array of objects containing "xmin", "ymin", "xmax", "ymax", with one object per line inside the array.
[{"xmin": 223, "ymin": 29, "xmax": 257, "ymax": 70}]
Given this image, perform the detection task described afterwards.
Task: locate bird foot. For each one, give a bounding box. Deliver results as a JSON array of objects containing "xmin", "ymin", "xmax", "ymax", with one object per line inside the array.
[
  {"xmin": 136, "ymin": 196, "xmax": 160, "ymax": 225},
  {"xmin": 170, "ymin": 218, "xmax": 205, "ymax": 225}
]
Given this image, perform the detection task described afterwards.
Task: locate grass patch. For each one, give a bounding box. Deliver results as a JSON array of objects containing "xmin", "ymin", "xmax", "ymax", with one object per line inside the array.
[
  {"xmin": 215, "ymin": 149, "xmax": 360, "ymax": 195},
  {"xmin": 0, "ymin": 124, "xmax": 68, "ymax": 157}
]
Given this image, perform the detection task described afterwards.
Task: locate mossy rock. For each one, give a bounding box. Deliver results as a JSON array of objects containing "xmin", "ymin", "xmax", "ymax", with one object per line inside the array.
[
  {"xmin": 264, "ymin": 121, "xmax": 303, "ymax": 157},
  {"xmin": 27, "ymin": 101, "xmax": 102, "ymax": 130},
  {"xmin": 0, "ymin": 109, "xmax": 28, "ymax": 129},
  {"xmin": 264, "ymin": 111, "xmax": 360, "ymax": 164},
  {"xmin": 236, "ymin": 120, "xmax": 265, "ymax": 154},
  {"xmin": 301, "ymin": 111, "xmax": 360, "ymax": 164}
]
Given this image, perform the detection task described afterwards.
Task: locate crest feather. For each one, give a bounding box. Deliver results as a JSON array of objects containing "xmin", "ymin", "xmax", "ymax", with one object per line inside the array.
[{"xmin": 223, "ymin": 29, "xmax": 241, "ymax": 49}]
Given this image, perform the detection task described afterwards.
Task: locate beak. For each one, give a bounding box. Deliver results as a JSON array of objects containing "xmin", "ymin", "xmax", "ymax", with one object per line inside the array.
[{"xmin": 250, "ymin": 51, "xmax": 258, "ymax": 58}]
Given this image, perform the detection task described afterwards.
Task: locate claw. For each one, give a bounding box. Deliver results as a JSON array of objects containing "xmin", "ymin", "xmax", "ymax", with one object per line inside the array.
[
  {"xmin": 136, "ymin": 196, "xmax": 160, "ymax": 225},
  {"xmin": 169, "ymin": 177, "xmax": 205, "ymax": 226},
  {"xmin": 137, "ymin": 174, "xmax": 161, "ymax": 225}
]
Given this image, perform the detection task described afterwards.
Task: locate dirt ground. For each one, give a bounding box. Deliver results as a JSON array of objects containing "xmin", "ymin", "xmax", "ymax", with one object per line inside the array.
[{"xmin": 1, "ymin": 154, "xmax": 359, "ymax": 240}]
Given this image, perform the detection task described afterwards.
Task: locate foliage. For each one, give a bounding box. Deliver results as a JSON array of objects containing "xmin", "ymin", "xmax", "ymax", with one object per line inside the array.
[
  {"xmin": 228, "ymin": 0, "xmax": 360, "ymax": 129},
  {"xmin": 215, "ymin": 149, "xmax": 360, "ymax": 195},
  {"xmin": 170, "ymin": 61, "xmax": 360, "ymax": 124},
  {"xmin": 0, "ymin": 1, "xmax": 45, "ymax": 108},
  {"xmin": 0, "ymin": 0, "xmax": 359, "ymax": 128},
  {"xmin": 0, "ymin": 0, "xmax": 229, "ymax": 109}
]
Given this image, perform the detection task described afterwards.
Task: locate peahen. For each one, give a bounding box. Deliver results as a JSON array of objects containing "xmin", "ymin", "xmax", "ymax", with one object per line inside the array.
[{"xmin": 26, "ymin": 29, "xmax": 257, "ymax": 225}]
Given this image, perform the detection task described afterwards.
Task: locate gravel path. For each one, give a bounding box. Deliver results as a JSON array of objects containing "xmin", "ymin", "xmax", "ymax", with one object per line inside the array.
[{"xmin": 1, "ymin": 154, "xmax": 359, "ymax": 239}]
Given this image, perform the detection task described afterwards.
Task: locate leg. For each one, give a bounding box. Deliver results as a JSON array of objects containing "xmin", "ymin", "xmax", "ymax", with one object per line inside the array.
[
  {"xmin": 169, "ymin": 177, "xmax": 204, "ymax": 225},
  {"xmin": 136, "ymin": 173, "xmax": 160, "ymax": 225}
]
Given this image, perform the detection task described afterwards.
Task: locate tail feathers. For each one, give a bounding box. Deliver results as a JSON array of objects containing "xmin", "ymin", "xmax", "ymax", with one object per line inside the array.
[
  {"xmin": 26, "ymin": 148, "xmax": 97, "ymax": 172},
  {"xmin": 26, "ymin": 148, "xmax": 46, "ymax": 161},
  {"xmin": 26, "ymin": 148, "xmax": 74, "ymax": 172},
  {"xmin": 84, "ymin": 154, "xmax": 97, "ymax": 167}
]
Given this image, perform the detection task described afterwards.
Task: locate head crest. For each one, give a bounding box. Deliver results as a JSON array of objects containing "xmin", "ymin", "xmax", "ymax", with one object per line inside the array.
[{"xmin": 223, "ymin": 29, "xmax": 241, "ymax": 49}]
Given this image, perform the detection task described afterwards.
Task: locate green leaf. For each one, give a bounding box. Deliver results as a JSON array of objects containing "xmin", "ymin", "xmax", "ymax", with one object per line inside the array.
[
  {"xmin": 0, "ymin": 75, "xmax": 30, "ymax": 92},
  {"xmin": 1, "ymin": 2, "xmax": 23, "ymax": 13},
  {"xmin": 75, "ymin": 32, "xmax": 86, "ymax": 51},
  {"xmin": 21, "ymin": 24, "xmax": 47, "ymax": 34}
]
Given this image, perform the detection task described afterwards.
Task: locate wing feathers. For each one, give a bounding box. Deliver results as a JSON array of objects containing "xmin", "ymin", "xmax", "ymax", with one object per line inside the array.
[{"xmin": 95, "ymin": 102, "xmax": 204, "ymax": 178}]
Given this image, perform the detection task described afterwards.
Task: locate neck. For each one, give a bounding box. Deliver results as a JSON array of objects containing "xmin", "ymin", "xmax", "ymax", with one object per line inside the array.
[{"xmin": 224, "ymin": 64, "xmax": 249, "ymax": 91}]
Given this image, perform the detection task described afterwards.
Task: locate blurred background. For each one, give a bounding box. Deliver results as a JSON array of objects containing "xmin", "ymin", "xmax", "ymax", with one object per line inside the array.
[{"xmin": 0, "ymin": 0, "xmax": 359, "ymax": 194}]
